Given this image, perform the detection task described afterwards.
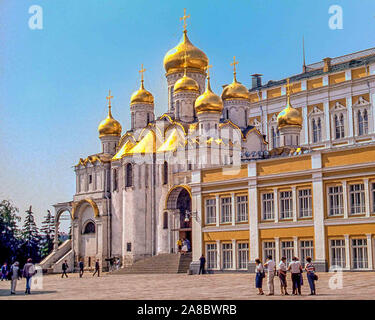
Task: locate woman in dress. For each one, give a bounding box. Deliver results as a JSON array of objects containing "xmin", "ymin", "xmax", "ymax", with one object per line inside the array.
[
  {"xmin": 181, "ymin": 239, "xmax": 188, "ymax": 255},
  {"xmin": 305, "ymin": 256, "xmax": 316, "ymax": 295},
  {"xmin": 255, "ymin": 259, "xmax": 264, "ymax": 295}
]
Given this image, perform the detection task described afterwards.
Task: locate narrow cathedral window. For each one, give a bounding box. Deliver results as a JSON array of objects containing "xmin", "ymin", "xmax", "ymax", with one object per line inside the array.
[
  {"xmin": 89, "ymin": 174, "xmax": 93, "ymax": 184},
  {"xmin": 163, "ymin": 161, "xmax": 168, "ymax": 185},
  {"xmin": 113, "ymin": 169, "xmax": 118, "ymax": 191},
  {"xmin": 83, "ymin": 222, "xmax": 95, "ymax": 234},
  {"xmin": 126, "ymin": 163, "xmax": 133, "ymax": 187},
  {"xmin": 163, "ymin": 212, "xmax": 168, "ymax": 229}
]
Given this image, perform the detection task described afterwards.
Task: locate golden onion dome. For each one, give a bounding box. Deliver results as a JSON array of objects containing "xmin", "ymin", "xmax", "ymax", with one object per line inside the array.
[
  {"xmin": 98, "ymin": 106, "xmax": 122, "ymax": 138},
  {"xmin": 174, "ymin": 74, "xmax": 199, "ymax": 93},
  {"xmin": 163, "ymin": 31, "xmax": 208, "ymax": 75},
  {"xmin": 221, "ymin": 75, "xmax": 251, "ymax": 101},
  {"xmin": 194, "ymin": 76, "xmax": 223, "ymax": 115},
  {"xmin": 277, "ymin": 99, "xmax": 302, "ymax": 129},
  {"xmin": 130, "ymin": 80, "xmax": 154, "ymax": 105}
]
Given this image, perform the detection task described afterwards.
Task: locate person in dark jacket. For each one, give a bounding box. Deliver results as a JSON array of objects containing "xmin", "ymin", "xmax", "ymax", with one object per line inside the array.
[
  {"xmin": 61, "ymin": 260, "xmax": 69, "ymax": 278},
  {"xmin": 93, "ymin": 259, "xmax": 100, "ymax": 277},
  {"xmin": 1, "ymin": 262, "xmax": 8, "ymax": 281},
  {"xmin": 199, "ymin": 254, "xmax": 206, "ymax": 274},
  {"xmin": 22, "ymin": 258, "xmax": 36, "ymax": 294},
  {"xmin": 79, "ymin": 259, "xmax": 84, "ymax": 278}
]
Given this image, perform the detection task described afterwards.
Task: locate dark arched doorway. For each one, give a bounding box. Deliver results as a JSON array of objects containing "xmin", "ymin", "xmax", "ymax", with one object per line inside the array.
[{"xmin": 176, "ymin": 188, "xmax": 192, "ymax": 248}]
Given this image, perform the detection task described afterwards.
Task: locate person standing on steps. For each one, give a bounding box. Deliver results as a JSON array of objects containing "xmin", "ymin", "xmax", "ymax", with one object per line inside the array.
[
  {"xmin": 79, "ymin": 259, "xmax": 84, "ymax": 278},
  {"xmin": 61, "ymin": 260, "xmax": 69, "ymax": 278},
  {"xmin": 198, "ymin": 254, "xmax": 206, "ymax": 274},
  {"xmin": 93, "ymin": 259, "xmax": 100, "ymax": 277}
]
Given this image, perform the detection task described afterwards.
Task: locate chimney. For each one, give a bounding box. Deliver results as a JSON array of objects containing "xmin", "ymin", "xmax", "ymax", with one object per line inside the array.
[
  {"xmin": 251, "ymin": 74, "xmax": 262, "ymax": 89},
  {"xmin": 323, "ymin": 57, "xmax": 332, "ymax": 72}
]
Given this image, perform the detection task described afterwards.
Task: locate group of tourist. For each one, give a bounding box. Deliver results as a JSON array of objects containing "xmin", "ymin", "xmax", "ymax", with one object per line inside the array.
[
  {"xmin": 1, "ymin": 258, "xmax": 38, "ymax": 295},
  {"xmin": 255, "ymin": 255, "xmax": 317, "ymax": 296},
  {"xmin": 62, "ymin": 258, "xmax": 101, "ymax": 278},
  {"xmin": 176, "ymin": 238, "xmax": 191, "ymax": 255}
]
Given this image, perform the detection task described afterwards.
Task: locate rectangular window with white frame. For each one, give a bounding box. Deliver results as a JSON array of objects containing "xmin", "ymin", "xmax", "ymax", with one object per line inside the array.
[
  {"xmin": 222, "ymin": 243, "xmax": 233, "ymax": 269},
  {"xmin": 298, "ymin": 189, "xmax": 312, "ymax": 218},
  {"xmin": 220, "ymin": 197, "xmax": 232, "ymax": 223},
  {"xmin": 263, "ymin": 241, "xmax": 275, "ymax": 261},
  {"xmin": 349, "ymin": 183, "xmax": 365, "ymax": 215},
  {"xmin": 262, "ymin": 193, "xmax": 274, "ymax": 220},
  {"xmin": 352, "ymin": 238, "xmax": 368, "ymax": 269},
  {"xmin": 205, "ymin": 198, "xmax": 216, "ymax": 224},
  {"xmin": 206, "ymin": 243, "xmax": 217, "ymax": 269},
  {"xmin": 236, "ymin": 195, "xmax": 248, "ymax": 222},
  {"xmin": 238, "ymin": 243, "xmax": 249, "ymax": 269},
  {"xmin": 330, "ymin": 239, "xmax": 346, "ymax": 268},
  {"xmin": 300, "ymin": 240, "xmax": 314, "ymax": 266},
  {"xmin": 280, "ymin": 191, "xmax": 293, "ymax": 219},
  {"xmin": 281, "ymin": 241, "xmax": 294, "ymax": 265},
  {"xmin": 328, "ymin": 185, "xmax": 344, "ymax": 216}
]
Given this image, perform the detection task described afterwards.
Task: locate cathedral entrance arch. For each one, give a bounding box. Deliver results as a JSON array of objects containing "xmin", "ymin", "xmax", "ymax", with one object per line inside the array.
[
  {"xmin": 165, "ymin": 185, "xmax": 192, "ymax": 253},
  {"xmin": 53, "ymin": 202, "xmax": 73, "ymax": 251}
]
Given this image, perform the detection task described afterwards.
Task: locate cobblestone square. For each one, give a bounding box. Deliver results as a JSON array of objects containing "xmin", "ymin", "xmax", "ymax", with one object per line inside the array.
[{"xmin": 0, "ymin": 272, "xmax": 374, "ymax": 300}]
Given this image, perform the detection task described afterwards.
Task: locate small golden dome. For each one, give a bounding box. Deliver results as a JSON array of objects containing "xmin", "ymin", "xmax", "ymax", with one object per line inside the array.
[
  {"xmin": 174, "ymin": 74, "xmax": 199, "ymax": 93},
  {"xmin": 221, "ymin": 77, "xmax": 250, "ymax": 101},
  {"xmin": 195, "ymin": 76, "xmax": 223, "ymax": 115},
  {"xmin": 164, "ymin": 31, "xmax": 208, "ymax": 75},
  {"xmin": 277, "ymin": 100, "xmax": 302, "ymax": 129},
  {"xmin": 98, "ymin": 107, "xmax": 122, "ymax": 138},
  {"xmin": 130, "ymin": 81, "xmax": 154, "ymax": 105}
]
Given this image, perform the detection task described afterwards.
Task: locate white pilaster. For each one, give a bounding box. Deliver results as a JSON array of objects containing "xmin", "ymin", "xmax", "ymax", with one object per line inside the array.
[
  {"xmin": 215, "ymin": 195, "xmax": 220, "ymax": 227},
  {"xmin": 344, "ymin": 234, "xmax": 351, "ymax": 270},
  {"xmin": 216, "ymin": 240, "xmax": 221, "ymax": 270},
  {"xmin": 346, "ymin": 97, "xmax": 354, "ymax": 139},
  {"xmin": 232, "ymin": 239, "xmax": 237, "ymax": 270},
  {"xmin": 324, "ymin": 101, "xmax": 331, "ymax": 141},
  {"xmin": 249, "ymin": 182, "xmax": 259, "ymax": 261},
  {"xmin": 366, "ymin": 234, "xmax": 373, "ymax": 270},
  {"xmin": 364, "ymin": 178, "xmax": 371, "ymax": 217},
  {"xmin": 323, "ymin": 75, "xmax": 329, "ymax": 86},
  {"xmin": 231, "ymin": 193, "xmax": 236, "ymax": 226},
  {"xmin": 293, "ymin": 236, "xmax": 299, "ymax": 257},
  {"xmin": 345, "ymin": 70, "xmax": 351, "ymax": 81},
  {"xmin": 273, "ymin": 188, "xmax": 279, "ymax": 223},
  {"xmin": 342, "ymin": 181, "xmax": 348, "ymax": 219},
  {"xmin": 371, "ymin": 91, "xmax": 375, "ymax": 134},
  {"xmin": 192, "ymin": 192, "xmax": 203, "ymax": 261},
  {"xmin": 292, "ymin": 186, "xmax": 298, "ymax": 222},
  {"xmin": 301, "ymin": 80, "xmax": 307, "ymax": 91},
  {"xmin": 275, "ymin": 237, "xmax": 280, "ymax": 263}
]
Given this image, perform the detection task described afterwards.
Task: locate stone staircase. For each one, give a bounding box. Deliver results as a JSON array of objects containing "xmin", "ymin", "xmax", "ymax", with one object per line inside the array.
[{"xmin": 111, "ymin": 253, "xmax": 192, "ymax": 274}]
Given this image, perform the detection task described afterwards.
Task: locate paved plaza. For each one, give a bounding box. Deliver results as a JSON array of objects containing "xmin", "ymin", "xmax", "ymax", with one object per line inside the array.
[{"xmin": 0, "ymin": 271, "xmax": 374, "ymax": 300}]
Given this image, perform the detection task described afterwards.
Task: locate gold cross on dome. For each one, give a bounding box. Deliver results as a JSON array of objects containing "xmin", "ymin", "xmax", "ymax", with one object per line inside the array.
[
  {"xmin": 139, "ymin": 64, "xmax": 146, "ymax": 82},
  {"xmin": 180, "ymin": 8, "xmax": 190, "ymax": 32},
  {"xmin": 285, "ymin": 78, "xmax": 292, "ymax": 97},
  {"xmin": 230, "ymin": 56, "xmax": 238, "ymax": 74},
  {"xmin": 106, "ymin": 89, "xmax": 113, "ymax": 107},
  {"xmin": 205, "ymin": 64, "xmax": 212, "ymax": 77}
]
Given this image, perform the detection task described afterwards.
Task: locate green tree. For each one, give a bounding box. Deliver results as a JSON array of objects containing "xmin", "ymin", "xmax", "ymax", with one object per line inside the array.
[
  {"xmin": 20, "ymin": 206, "xmax": 41, "ymax": 262},
  {"xmin": 40, "ymin": 210, "xmax": 55, "ymax": 258},
  {"xmin": 0, "ymin": 200, "xmax": 21, "ymax": 263}
]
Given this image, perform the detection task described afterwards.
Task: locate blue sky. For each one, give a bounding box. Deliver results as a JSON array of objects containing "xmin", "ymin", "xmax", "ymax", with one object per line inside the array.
[{"xmin": 1, "ymin": 0, "xmax": 375, "ymax": 229}]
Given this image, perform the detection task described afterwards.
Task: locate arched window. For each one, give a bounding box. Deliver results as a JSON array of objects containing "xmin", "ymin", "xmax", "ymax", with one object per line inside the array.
[
  {"xmin": 147, "ymin": 113, "xmax": 150, "ymax": 124},
  {"xmin": 272, "ymin": 127, "xmax": 276, "ymax": 148},
  {"xmin": 312, "ymin": 119, "xmax": 317, "ymax": 143},
  {"xmin": 226, "ymin": 109, "xmax": 229, "ymax": 119},
  {"xmin": 335, "ymin": 114, "xmax": 345, "ymax": 139},
  {"xmin": 312, "ymin": 118, "xmax": 322, "ymax": 143},
  {"xmin": 358, "ymin": 110, "xmax": 364, "ymax": 136},
  {"xmin": 317, "ymin": 118, "xmax": 322, "ymax": 142},
  {"xmin": 125, "ymin": 163, "xmax": 133, "ymax": 187},
  {"xmin": 163, "ymin": 161, "xmax": 168, "ymax": 185},
  {"xmin": 363, "ymin": 109, "xmax": 368, "ymax": 134},
  {"xmin": 83, "ymin": 221, "xmax": 95, "ymax": 234},
  {"xmin": 113, "ymin": 169, "xmax": 118, "ymax": 191},
  {"xmin": 163, "ymin": 212, "xmax": 168, "ymax": 229}
]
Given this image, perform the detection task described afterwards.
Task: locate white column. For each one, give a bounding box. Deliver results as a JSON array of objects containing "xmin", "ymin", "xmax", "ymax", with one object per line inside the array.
[
  {"xmin": 346, "ymin": 97, "xmax": 354, "ymax": 139},
  {"xmin": 342, "ymin": 181, "xmax": 348, "ymax": 219},
  {"xmin": 192, "ymin": 191, "xmax": 203, "ymax": 262},
  {"xmin": 293, "ymin": 236, "xmax": 299, "ymax": 257},
  {"xmin": 324, "ymin": 101, "xmax": 331, "ymax": 141},
  {"xmin": 302, "ymin": 106, "xmax": 308, "ymax": 144},
  {"xmin": 215, "ymin": 195, "xmax": 220, "ymax": 227},
  {"xmin": 275, "ymin": 237, "xmax": 280, "ymax": 263},
  {"xmin": 249, "ymin": 183, "xmax": 259, "ymax": 261},
  {"xmin": 231, "ymin": 193, "xmax": 236, "ymax": 226},
  {"xmin": 364, "ymin": 178, "xmax": 371, "ymax": 217},
  {"xmin": 273, "ymin": 188, "xmax": 279, "ymax": 223},
  {"xmin": 216, "ymin": 240, "xmax": 221, "ymax": 270},
  {"xmin": 366, "ymin": 234, "xmax": 373, "ymax": 270},
  {"xmin": 344, "ymin": 234, "xmax": 351, "ymax": 270},
  {"xmin": 232, "ymin": 239, "xmax": 237, "ymax": 270},
  {"xmin": 292, "ymin": 186, "xmax": 298, "ymax": 222}
]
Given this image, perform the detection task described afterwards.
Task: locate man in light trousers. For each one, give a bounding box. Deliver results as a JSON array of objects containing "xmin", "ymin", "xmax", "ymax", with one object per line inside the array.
[{"xmin": 264, "ymin": 255, "xmax": 276, "ymax": 296}]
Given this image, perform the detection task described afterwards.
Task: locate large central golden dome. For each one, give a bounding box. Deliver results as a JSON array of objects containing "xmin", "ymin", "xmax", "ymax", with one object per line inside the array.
[
  {"xmin": 195, "ymin": 77, "xmax": 223, "ymax": 115},
  {"xmin": 164, "ymin": 31, "xmax": 208, "ymax": 75}
]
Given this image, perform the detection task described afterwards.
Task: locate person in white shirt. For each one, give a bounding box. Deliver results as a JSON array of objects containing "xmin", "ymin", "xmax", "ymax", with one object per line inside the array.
[
  {"xmin": 288, "ymin": 257, "xmax": 303, "ymax": 295},
  {"xmin": 278, "ymin": 257, "xmax": 289, "ymax": 295},
  {"xmin": 254, "ymin": 259, "xmax": 264, "ymax": 295},
  {"xmin": 264, "ymin": 255, "xmax": 276, "ymax": 296}
]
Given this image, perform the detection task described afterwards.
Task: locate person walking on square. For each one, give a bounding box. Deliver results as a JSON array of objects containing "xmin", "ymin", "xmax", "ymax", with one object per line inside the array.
[
  {"xmin": 93, "ymin": 259, "xmax": 100, "ymax": 277},
  {"xmin": 61, "ymin": 260, "xmax": 69, "ymax": 278},
  {"xmin": 1, "ymin": 262, "xmax": 8, "ymax": 281},
  {"xmin": 305, "ymin": 257, "xmax": 317, "ymax": 295},
  {"xmin": 79, "ymin": 259, "xmax": 84, "ymax": 278},
  {"xmin": 199, "ymin": 254, "xmax": 206, "ymax": 274},
  {"xmin": 278, "ymin": 257, "xmax": 289, "ymax": 295},
  {"xmin": 22, "ymin": 258, "xmax": 36, "ymax": 294},
  {"xmin": 288, "ymin": 257, "xmax": 302, "ymax": 295},
  {"xmin": 10, "ymin": 261, "xmax": 22, "ymax": 294},
  {"xmin": 264, "ymin": 255, "xmax": 276, "ymax": 296},
  {"xmin": 181, "ymin": 239, "xmax": 188, "ymax": 255},
  {"xmin": 255, "ymin": 259, "xmax": 265, "ymax": 295}
]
